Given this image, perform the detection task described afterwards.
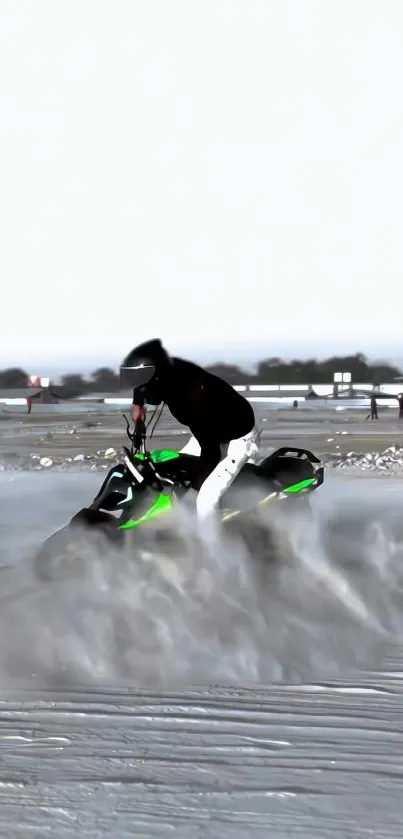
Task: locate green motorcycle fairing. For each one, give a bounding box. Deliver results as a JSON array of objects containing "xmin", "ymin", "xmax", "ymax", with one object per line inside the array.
[
  {"xmin": 135, "ymin": 449, "xmax": 180, "ymax": 464},
  {"xmin": 118, "ymin": 448, "xmax": 179, "ymax": 530},
  {"xmin": 119, "ymin": 491, "xmax": 172, "ymax": 530},
  {"xmin": 118, "ymin": 448, "xmax": 316, "ymax": 531}
]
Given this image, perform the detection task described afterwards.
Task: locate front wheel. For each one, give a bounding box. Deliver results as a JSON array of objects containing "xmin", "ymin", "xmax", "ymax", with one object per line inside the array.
[
  {"xmin": 34, "ymin": 525, "xmax": 83, "ymax": 581},
  {"xmin": 33, "ymin": 514, "xmax": 123, "ymax": 582}
]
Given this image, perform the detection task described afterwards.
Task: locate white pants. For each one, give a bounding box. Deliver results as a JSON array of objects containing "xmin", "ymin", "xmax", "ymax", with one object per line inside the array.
[{"xmin": 179, "ymin": 427, "xmax": 259, "ymax": 520}]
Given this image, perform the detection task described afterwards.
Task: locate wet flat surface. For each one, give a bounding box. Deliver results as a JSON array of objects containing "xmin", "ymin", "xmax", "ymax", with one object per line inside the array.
[
  {"xmin": 1, "ymin": 676, "xmax": 403, "ymax": 838},
  {"xmin": 1, "ymin": 460, "xmax": 403, "ymax": 836}
]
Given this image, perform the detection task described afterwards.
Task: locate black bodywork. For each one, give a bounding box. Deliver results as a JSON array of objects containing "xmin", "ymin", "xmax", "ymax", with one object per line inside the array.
[
  {"xmin": 68, "ymin": 445, "xmax": 324, "ymax": 531},
  {"xmin": 33, "ymin": 435, "xmax": 324, "ymax": 580}
]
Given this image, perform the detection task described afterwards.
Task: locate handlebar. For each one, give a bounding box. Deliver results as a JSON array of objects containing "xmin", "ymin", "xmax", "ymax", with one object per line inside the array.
[
  {"xmin": 122, "ymin": 413, "xmax": 146, "ymax": 452},
  {"xmin": 121, "ymin": 413, "xmax": 167, "ymax": 492}
]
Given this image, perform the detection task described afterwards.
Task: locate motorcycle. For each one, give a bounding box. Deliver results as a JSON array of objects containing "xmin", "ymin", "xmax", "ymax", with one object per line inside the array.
[{"xmin": 34, "ymin": 416, "xmax": 324, "ymax": 579}]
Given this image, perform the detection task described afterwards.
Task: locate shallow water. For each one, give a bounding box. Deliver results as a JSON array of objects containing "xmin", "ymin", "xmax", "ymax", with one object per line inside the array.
[
  {"xmin": 1, "ymin": 471, "xmax": 403, "ymax": 836},
  {"xmin": 0, "ymin": 395, "xmax": 383, "ymax": 415}
]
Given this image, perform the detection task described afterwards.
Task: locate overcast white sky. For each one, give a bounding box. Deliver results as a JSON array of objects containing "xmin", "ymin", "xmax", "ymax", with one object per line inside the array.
[{"xmin": 1, "ymin": 0, "xmax": 403, "ymax": 373}]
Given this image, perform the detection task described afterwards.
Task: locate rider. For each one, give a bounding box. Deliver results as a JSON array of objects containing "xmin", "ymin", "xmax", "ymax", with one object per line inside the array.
[{"xmin": 119, "ymin": 339, "xmax": 258, "ymax": 519}]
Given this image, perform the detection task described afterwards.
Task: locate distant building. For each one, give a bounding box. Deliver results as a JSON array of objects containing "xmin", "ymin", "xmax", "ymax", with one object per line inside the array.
[
  {"xmin": 0, "ymin": 378, "xmax": 70, "ymax": 405},
  {"xmin": 305, "ymin": 386, "xmax": 320, "ymax": 399},
  {"xmin": 77, "ymin": 390, "xmax": 134, "ymax": 404},
  {"xmin": 29, "ymin": 375, "xmax": 41, "ymax": 388}
]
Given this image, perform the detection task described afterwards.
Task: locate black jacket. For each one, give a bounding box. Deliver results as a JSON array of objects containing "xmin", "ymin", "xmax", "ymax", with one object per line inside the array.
[{"xmin": 133, "ymin": 357, "xmax": 255, "ymax": 489}]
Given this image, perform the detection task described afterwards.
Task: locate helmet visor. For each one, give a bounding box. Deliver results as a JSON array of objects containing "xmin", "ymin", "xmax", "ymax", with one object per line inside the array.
[{"xmin": 120, "ymin": 363, "xmax": 155, "ymax": 391}]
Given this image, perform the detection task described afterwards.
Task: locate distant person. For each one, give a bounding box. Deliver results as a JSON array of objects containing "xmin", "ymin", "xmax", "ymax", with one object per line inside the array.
[
  {"xmin": 398, "ymin": 394, "xmax": 403, "ymax": 420},
  {"xmin": 119, "ymin": 339, "xmax": 258, "ymax": 520},
  {"xmin": 366, "ymin": 394, "xmax": 378, "ymax": 420},
  {"xmin": 369, "ymin": 393, "xmax": 378, "ymax": 420},
  {"xmin": 26, "ymin": 395, "xmax": 32, "ymax": 415}
]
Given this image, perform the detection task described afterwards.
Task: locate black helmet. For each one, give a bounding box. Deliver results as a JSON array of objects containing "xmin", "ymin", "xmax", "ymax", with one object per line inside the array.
[{"xmin": 120, "ymin": 339, "xmax": 171, "ymax": 391}]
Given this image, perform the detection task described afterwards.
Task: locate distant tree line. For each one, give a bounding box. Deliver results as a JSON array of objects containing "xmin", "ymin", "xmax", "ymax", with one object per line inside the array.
[
  {"xmin": 206, "ymin": 353, "xmax": 402, "ymax": 386},
  {"xmin": 0, "ymin": 354, "xmax": 402, "ymax": 396}
]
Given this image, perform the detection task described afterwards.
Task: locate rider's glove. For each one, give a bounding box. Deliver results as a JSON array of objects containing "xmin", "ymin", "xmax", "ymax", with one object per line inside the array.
[{"xmin": 134, "ymin": 419, "xmax": 146, "ymax": 449}]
